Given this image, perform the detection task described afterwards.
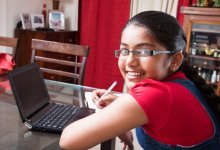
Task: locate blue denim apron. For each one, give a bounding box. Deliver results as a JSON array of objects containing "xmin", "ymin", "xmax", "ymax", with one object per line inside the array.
[{"xmin": 136, "ymin": 79, "xmax": 220, "ymax": 150}]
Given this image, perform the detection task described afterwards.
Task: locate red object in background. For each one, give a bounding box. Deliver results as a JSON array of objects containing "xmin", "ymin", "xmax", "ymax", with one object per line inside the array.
[
  {"xmin": 191, "ymin": 0, "xmax": 197, "ymax": 6},
  {"xmin": 0, "ymin": 80, "xmax": 11, "ymax": 94},
  {"xmin": 177, "ymin": 0, "xmax": 191, "ymax": 26},
  {"xmin": 42, "ymin": 3, "xmax": 47, "ymax": 25},
  {"xmin": 79, "ymin": 0, "xmax": 130, "ymax": 92},
  {"xmin": 0, "ymin": 53, "xmax": 15, "ymax": 75},
  {"xmin": 0, "ymin": 53, "xmax": 14, "ymax": 94}
]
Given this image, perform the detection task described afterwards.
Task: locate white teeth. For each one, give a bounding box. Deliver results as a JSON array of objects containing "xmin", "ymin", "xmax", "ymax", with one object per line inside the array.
[{"xmin": 127, "ymin": 72, "xmax": 143, "ymax": 76}]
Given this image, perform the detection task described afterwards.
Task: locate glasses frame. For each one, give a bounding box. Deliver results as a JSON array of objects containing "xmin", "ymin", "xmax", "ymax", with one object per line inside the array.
[{"xmin": 114, "ymin": 49, "xmax": 176, "ymax": 59}]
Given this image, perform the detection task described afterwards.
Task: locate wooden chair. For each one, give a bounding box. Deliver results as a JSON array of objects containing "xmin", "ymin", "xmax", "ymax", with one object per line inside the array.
[
  {"xmin": 0, "ymin": 36, "xmax": 18, "ymax": 56},
  {"xmin": 31, "ymin": 39, "xmax": 90, "ymax": 85}
]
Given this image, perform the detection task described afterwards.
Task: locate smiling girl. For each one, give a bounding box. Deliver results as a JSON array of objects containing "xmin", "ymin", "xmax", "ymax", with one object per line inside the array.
[{"xmin": 60, "ymin": 11, "xmax": 220, "ymax": 150}]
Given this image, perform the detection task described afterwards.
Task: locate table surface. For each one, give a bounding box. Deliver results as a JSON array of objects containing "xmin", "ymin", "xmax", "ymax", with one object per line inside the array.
[{"xmin": 0, "ymin": 75, "xmax": 115, "ymax": 150}]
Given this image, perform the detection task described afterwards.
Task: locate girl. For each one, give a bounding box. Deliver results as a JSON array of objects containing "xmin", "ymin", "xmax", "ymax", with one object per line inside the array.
[{"xmin": 60, "ymin": 11, "xmax": 220, "ymax": 150}]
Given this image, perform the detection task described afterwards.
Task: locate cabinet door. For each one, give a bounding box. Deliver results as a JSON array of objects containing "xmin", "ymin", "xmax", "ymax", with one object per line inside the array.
[
  {"xmin": 181, "ymin": 7, "xmax": 220, "ymax": 96},
  {"xmin": 59, "ymin": 31, "xmax": 79, "ymax": 44},
  {"xmin": 188, "ymin": 23, "xmax": 220, "ymax": 94}
]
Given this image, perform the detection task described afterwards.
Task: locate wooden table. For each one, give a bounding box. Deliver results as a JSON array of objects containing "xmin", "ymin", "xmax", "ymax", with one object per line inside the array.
[{"xmin": 0, "ymin": 75, "xmax": 115, "ymax": 150}]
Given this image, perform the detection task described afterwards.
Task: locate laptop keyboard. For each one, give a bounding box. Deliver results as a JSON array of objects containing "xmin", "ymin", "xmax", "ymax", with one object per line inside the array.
[{"xmin": 34, "ymin": 104, "xmax": 79, "ymax": 129}]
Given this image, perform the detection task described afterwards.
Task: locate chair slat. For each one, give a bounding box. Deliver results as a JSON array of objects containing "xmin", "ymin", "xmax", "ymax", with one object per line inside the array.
[
  {"xmin": 0, "ymin": 37, "xmax": 18, "ymax": 47},
  {"xmin": 40, "ymin": 68, "xmax": 79, "ymax": 79},
  {"xmin": 0, "ymin": 36, "xmax": 18, "ymax": 56},
  {"xmin": 32, "ymin": 39, "xmax": 89, "ymax": 56},
  {"xmin": 35, "ymin": 56, "xmax": 82, "ymax": 67}
]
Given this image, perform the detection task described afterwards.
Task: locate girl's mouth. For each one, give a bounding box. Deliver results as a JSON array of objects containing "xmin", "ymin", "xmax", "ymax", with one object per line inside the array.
[{"xmin": 126, "ymin": 71, "xmax": 144, "ymax": 80}]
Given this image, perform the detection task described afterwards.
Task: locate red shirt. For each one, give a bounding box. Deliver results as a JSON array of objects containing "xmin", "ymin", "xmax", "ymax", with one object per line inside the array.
[{"xmin": 129, "ymin": 72, "xmax": 214, "ymax": 146}]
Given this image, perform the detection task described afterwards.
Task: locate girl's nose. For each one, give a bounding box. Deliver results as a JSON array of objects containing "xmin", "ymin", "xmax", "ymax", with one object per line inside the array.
[{"xmin": 125, "ymin": 54, "xmax": 139, "ymax": 67}]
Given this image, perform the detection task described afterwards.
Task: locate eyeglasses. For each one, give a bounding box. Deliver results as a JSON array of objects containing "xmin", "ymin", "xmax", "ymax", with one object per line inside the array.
[{"xmin": 114, "ymin": 49, "xmax": 176, "ymax": 59}]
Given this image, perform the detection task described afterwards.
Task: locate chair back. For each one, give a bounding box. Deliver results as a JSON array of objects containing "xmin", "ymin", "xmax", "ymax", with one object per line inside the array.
[
  {"xmin": 31, "ymin": 39, "xmax": 90, "ymax": 85},
  {"xmin": 0, "ymin": 36, "xmax": 18, "ymax": 56}
]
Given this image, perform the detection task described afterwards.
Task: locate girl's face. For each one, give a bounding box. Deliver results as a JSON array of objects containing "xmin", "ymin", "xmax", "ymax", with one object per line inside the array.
[{"xmin": 118, "ymin": 24, "xmax": 173, "ymax": 90}]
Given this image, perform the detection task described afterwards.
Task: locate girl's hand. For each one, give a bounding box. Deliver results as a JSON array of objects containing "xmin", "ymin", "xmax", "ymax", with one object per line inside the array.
[
  {"xmin": 118, "ymin": 130, "xmax": 134, "ymax": 150},
  {"xmin": 92, "ymin": 89, "xmax": 118, "ymax": 108}
]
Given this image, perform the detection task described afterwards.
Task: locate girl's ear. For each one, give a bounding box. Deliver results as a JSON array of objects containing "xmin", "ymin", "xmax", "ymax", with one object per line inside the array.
[{"xmin": 169, "ymin": 52, "xmax": 183, "ymax": 72}]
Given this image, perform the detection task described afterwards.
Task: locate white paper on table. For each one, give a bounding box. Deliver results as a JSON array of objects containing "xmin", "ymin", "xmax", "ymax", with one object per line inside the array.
[
  {"xmin": 85, "ymin": 92, "xmax": 101, "ymax": 112},
  {"xmin": 85, "ymin": 92, "xmax": 123, "ymax": 112}
]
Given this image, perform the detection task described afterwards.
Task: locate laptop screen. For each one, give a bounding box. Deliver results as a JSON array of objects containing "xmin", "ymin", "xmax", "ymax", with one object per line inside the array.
[{"xmin": 8, "ymin": 63, "xmax": 50, "ymax": 121}]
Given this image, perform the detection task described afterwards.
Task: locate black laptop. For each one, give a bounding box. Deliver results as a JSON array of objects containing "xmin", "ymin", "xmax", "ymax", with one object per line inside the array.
[{"xmin": 7, "ymin": 63, "xmax": 95, "ymax": 133}]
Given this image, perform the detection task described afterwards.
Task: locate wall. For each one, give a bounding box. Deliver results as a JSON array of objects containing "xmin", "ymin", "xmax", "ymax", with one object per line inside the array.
[
  {"xmin": 60, "ymin": 0, "xmax": 79, "ymax": 31},
  {"xmin": 0, "ymin": 0, "xmax": 78, "ymax": 53},
  {"xmin": 0, "ymin": 0, "xmax": 6, "ymax": 36},
  {"xmin": 0, "ymin": 0, "xmax": 41, "ymax": 53},
  {"xmin": 0, "ymin": 0, "xmax": 42, "ymax": 37},
  {"xmin": 0, "ymin": 0, "xmax": 78, "ymax": 37}
]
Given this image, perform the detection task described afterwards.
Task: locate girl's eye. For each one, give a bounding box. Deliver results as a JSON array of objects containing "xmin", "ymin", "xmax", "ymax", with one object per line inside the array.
[{"xmin": 121, "ymin": 49, "xmax": 129, "ymax": 55}]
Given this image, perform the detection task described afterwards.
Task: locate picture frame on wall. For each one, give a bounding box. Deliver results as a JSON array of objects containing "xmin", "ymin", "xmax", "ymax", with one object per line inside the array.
[
  {"xmin": 30, "ymin": 14, "xmax": 45, "ymax": 29},
  {"xmin": 49, "ymin": 10, "xmax": 65, "ymax": 30},
  {"xmin": 20, "ymin": 13, "xmax": 32, "ymax": 29}
]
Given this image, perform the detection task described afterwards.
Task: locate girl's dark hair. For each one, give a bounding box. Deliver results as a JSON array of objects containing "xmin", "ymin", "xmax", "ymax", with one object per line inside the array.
[{"xmin": 125, "ymin": 11, "xmax": 220, "ymax": 121}]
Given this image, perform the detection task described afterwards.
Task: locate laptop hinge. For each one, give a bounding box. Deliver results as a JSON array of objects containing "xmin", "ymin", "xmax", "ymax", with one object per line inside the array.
[
  {"xmin": 26, "ymin": 102, "xmax": 52, "ymax": 120},
  {"xmin": 24, "ymin": 120, "xmax": 33, "ymax": 129}
]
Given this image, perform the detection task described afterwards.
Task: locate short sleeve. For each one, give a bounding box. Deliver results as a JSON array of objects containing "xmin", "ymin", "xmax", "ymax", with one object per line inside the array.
[{"xmin": 129, "ymin": 79, "xmax": 173, "ymax": 129}]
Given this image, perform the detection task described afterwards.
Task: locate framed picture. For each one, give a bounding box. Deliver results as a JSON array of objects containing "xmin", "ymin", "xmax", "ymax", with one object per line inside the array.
[
  {"xmin": 30, "ymin": 14, "xmax": 45, "ymax": 29},
  {"xmin": 49, "ymin": 11, "xmax": 65, "ymax": 30},
  {"xmin": 20, "ymin": 13, "xmax": 32, "ymax": 29}
]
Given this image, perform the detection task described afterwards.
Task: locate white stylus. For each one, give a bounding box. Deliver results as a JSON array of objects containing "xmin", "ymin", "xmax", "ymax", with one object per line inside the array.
[{"xmin": 97, "ymin": 81, "xmax": 117, "ymax": 102}]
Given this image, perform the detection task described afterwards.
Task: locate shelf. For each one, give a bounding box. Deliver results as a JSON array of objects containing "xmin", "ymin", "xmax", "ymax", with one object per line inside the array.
[
  {"xmin": 191, "ymin": 65, "xmax": 220, "ymax": 70},
  {"xmin": 207, "ymin": 81, "xmax": 218, "ymax": 86},
  {"xmin": 189, "ymin": 55, "xmax": 220, "ymax": 61},
  {"xmin": 192, "ymin": 23, "xmax": 220, "ymax": 34},
  {"xmin": 192, "ymin": 28, "xmax": 220, "ymax": 34},
  {"xmin": 181, "ymin": 7, "xmax": 220, "ymax": 16},
  {"xmin": 188, "ymin": 55, "xmax": 220, "ymax": 70}
]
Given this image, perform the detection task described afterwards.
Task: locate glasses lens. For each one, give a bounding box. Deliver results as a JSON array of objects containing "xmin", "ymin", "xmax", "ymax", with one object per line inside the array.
[
  {"xmin": 115, "ymin": 50, "xmax": 121, "ymax": 58},
  {"xmin": 121, "ymin": 49, "xmax": 129, "ymax": 56},
  {"xmin": 115, "ymin": 49, "xmax": 128, "ymax": 58}
]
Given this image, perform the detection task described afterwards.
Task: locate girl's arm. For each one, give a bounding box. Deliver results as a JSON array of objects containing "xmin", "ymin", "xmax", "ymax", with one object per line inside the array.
[{"xmin": 59, "ymin": 94, "xmax": 148, "ymax": 150}]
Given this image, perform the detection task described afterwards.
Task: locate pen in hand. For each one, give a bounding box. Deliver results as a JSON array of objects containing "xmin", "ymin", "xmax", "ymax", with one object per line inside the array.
[{"xmin": 97, "ymin": 81, "xmax": 117, "ymax": 103}]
